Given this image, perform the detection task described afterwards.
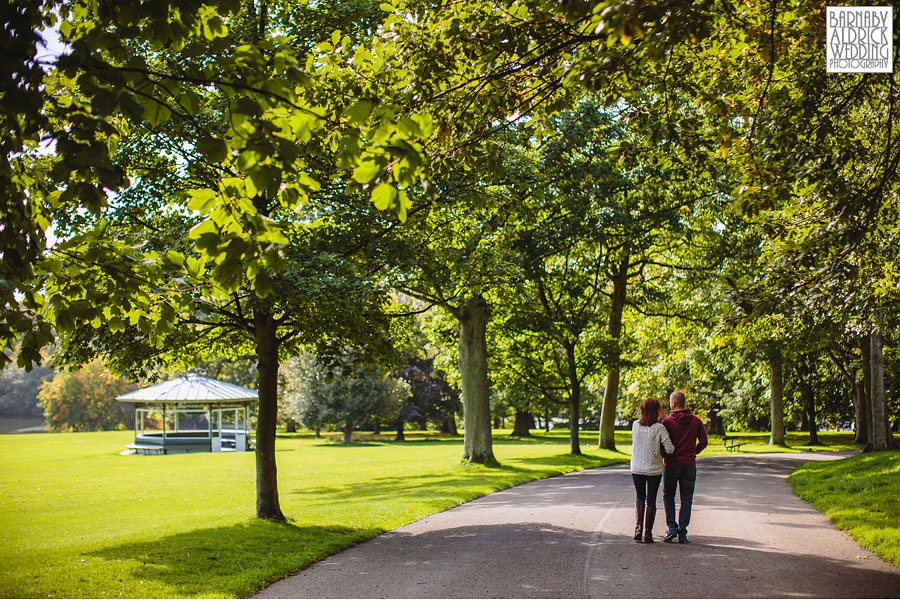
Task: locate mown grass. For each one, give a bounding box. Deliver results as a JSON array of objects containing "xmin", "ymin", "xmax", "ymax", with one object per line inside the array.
[
  {"xmin": 0, "ymin": 427, "xmax": 861, "ymax": 598},
  {"xmin": 789, "ymin": 450, "xmax": 900, "ymax": 567},
  {"xmin": 696, "ymin": 430, "xmax": 860, "ymax": 455},
  {"xmin": 1, "ymin": 429, "xmax": 628, "ymax": 598}
]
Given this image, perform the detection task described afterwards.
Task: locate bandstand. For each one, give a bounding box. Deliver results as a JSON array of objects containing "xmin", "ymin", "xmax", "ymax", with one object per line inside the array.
[{"xmin": 117, "ymin": 373, "xmax": 256, "ymax": 455}]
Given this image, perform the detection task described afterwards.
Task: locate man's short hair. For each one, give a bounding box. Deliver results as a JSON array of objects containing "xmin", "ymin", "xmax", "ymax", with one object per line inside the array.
[{"xmin": 670, "ymin": 391, "xmax": 686, "ymax": 408}]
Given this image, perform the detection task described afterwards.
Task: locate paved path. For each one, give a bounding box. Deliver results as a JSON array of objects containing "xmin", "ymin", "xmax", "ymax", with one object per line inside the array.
[{"xmin": 254, "ymin": 452, "xmax": 900, "ymax": 598}]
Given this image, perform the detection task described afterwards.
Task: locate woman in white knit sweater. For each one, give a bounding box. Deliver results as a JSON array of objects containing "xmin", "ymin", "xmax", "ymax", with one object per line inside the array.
[{"xmin": 631, "ymin": 398, "xmax": 674, "ymax": 543}]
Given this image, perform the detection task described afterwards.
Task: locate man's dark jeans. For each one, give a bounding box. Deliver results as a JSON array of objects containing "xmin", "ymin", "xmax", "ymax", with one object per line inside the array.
[{"xmin": 663, "ymin": 464, "xmax": 697, "ymax": 535}]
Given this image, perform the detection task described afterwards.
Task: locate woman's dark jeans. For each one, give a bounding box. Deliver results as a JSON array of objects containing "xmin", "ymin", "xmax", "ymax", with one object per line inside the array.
[
  {"xmin": 631, "ymin": 473, "xmax": 662, "ymax": 507},
  {"xmin": 663, "ymin": 464, "xmax": 697, "ymax": 536}
]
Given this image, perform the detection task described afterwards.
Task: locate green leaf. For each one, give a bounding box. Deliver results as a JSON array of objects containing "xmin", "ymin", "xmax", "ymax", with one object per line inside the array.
[
  {"xmin": 202, "ymin": 14, "xmax": 228, "ymax": 39},
  {"xmin": 143, "ymin": 100, "xmax": 172, "ymax": 126},
  {"xmin": 196, "ymin": 138, "xmax": 228, "ymax": 163},
  {"xmin": 109, "ymin": 316, "xmax": 126, "ymax": 333},
  {"xmin": 343, "ymin": 101, "xmax": 374, "ymax": 126},
  {"xmin": 371, "ymin": 182, "xmax": 397, "ymax": 211},
  {"xmin": 188, "ymin": 219, "xmax": 218, "ymax": 239},
  {"xmin": 181, "ymin": 90, "xmax": 201, "ymax": 115},
  {"xmin": 187, "ymin": 189, "xmax": 217, "ymax": 213},
  {"xmin": 352, "ymin": 160, "xmax": 383, "ymax": 184},
  {"xmin": 254, "ymin": 270, "xmax": 273, "ymax": 298},
  {"xmin": 185, "ymin": 257, "xmax": 203, "ymax": 277}
]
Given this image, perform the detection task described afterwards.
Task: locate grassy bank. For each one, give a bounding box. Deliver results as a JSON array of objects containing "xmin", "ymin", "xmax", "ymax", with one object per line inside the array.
[
  {"xmin": 789, "ymin": 450, "xmax": 900, "ymax": 567},
  {"xmin": 1, "ymin": 429, "xmax": 627, "ymax": 598}
]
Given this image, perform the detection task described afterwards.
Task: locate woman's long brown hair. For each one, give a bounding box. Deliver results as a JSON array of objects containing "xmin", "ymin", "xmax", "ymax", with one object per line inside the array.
[{"xmin": 639, "ymin": 398, "xmax": 661, "ymax": 426}]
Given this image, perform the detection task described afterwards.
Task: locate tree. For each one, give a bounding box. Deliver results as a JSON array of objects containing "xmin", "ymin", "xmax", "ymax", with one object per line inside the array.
[
  {"xmin": 398, "ymin": 356, "xmax": 460, "ymax": 434},
  {"xmin": 0, "ymin": 361, "xmax": 54, "ymax": 418},
  {"xmin": 34, "ymin": 0, "xmax": 415, "ymax": 520},
  {"xmin": 389, "ymin": 161, "xmax": 519, "ymax": 464},
  {"xmin": 36, "ymin": 358, "xmax": 135, "ymax": 431},
  {"xmin": 281, "ymin": 353, "xmax": 408, "ymax": 445}
]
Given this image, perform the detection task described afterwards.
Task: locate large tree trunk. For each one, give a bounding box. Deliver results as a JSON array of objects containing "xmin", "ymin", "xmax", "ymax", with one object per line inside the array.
[
  {"xmin": 862, "ymin": 335, "xmax": 874, "ymax": 451},
  {"xmin": 853, "ymin": 380, "xmax": 868, "ymax": 444},
  {"xmin": 342, "ymin": 421, "xmax": 353, "ymax": 446},
  {"xmin": 458, "ymin": 295, "xmax": 496, "ymax": 464},
  {"xmin": 706, "ymin": 404, "xmax": 725, "ymax": 436},
  {"xmin": 599, "ymin": 257, "xmax": 628, "ymax": 450},
  {"xmin": 768, "ymin": 347, "xmax": 786, "ymax": 447},
  {"xmin": 870, "ymin": 330, "xmax": 889, "ymax": 451},
  {"xmin": 566, "ymin": 342, "xmax": 582, "ymax": 455},
  {"xmin": 254, "ymin": 312, "xmax": 285, "ymax": 520},
  {"xmin": 442, "ymin": 413, "xmax": 459, "ymax": 436},
  {"xmin": 510, "ymin": 410, "xmax": 534, "ymax": 437},
  {"xmin": 395, "ymin": 421, "xmax": 405, "ymax": 441},
  {"xmin": 828, "ymin": 347, "xmax": 867, "ymax": 444},
  {"xmin": 798, "ymin": 356, "xmax": 819, "ymax": 446},
  {"xmin": 284, "ymin": 418, "xmax": 297, "ymax": 433}
]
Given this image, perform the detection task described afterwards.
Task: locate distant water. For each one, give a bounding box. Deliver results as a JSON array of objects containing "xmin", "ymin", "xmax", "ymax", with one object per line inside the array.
[
  {"xmin": 14, "ymin": 425, "xmax": 47, "ymax": 433},
  {"xmin": 0, "ymin": 417, "xmax": 47, "ymax": 434}
]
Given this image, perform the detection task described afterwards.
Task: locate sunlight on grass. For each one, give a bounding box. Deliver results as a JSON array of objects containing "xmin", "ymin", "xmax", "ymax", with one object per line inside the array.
[
  {"xmin": 789, "ymin": 451, "xmax": 900, "ymax": 567},
  {"xmin": 0, "ymin": 427, "xmax": 862, "ymax": 597},
  {"xmin": 0, "ymin": 429, "xmax": 626, "ymax": 598}
]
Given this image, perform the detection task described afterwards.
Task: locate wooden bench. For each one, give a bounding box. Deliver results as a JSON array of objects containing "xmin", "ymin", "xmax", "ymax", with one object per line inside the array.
[{"xmin": 722, "ymin": 435, "xmax": 745, "ymax": 452}]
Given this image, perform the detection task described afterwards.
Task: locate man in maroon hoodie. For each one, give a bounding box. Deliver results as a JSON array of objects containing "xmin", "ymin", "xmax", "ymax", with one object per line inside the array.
[{"xmin": 661, "ymin": 391, "xmax": 708, "ymax": 543}]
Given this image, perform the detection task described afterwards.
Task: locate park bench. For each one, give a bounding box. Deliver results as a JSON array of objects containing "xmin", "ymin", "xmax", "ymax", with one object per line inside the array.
[
  {"xmin": 126, "ymin": 443, "xmax": 166, "ymax": 455},
  {"xmin": 722, "ymin": 435, "xmax": 745, "ymax": 452}
]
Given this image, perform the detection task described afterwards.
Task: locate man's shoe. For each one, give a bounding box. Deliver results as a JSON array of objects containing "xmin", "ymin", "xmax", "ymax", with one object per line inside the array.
[
  {"xmin": 677, "ymin": 532, "xmax": 690, "ymax": 544},
  {"xmin": 662, "ymin": 530, "xmax": 678, "ymax": 543}
]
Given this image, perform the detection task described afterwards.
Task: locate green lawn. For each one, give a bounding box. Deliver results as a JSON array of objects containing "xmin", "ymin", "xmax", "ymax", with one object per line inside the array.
[
  {"xmin": 0, "ymin": 427, "xmax": 861, "ymax": 598},
  {"xmin": 1, "ymin": 429, "xmax": 629, "ymax": 598},
  {"xmin": 695, "ymin": 430, "xmax": 860, "ymax": 455},
  {"xmin": 789, "ymin": 450, "xmax": 900, "ymax": 567}
]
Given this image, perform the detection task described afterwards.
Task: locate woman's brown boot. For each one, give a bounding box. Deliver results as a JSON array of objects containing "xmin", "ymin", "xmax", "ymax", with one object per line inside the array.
[
  {"xmin": 643, "ymin": 506, "xmax": 657, "ymax": 543},
  {"xmin": 634, "ymin": 502, "xmax": 645, "ymax": 540}
]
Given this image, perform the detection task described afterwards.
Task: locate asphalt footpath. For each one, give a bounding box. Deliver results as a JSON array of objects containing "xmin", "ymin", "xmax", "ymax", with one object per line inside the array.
[{"xmin": 253, "ymin": 451, "xmax": 900, "ymax": 598}]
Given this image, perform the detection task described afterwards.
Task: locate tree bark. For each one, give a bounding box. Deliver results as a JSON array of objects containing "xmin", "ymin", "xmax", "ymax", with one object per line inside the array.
[
  {"xmin": 395, "ymin": 421, "xmax": 405, "ymax": 441},
  {"xmin": 870, "ymin": 330, "xmax": 889, "ymax": 451},
  {"xmin": 254, "ymin": 311, "xmax": 285, "ymax": 520},
  {"xmin": 599, "ymin": 257, "xmax": 628, "ymax": 451},
  {"xmin": 342, "ymin": 421, "xmax": 353, "ymax": 446},
  {"xmin": 853, "ymin": 380, "xmax": 868, "ymax": 444},
  {"xmin": 706, "ymin": 404, "xmax": 725, "ymax": 436},
  {"xmin": 768, "ymin": 347, "xmax": 786, "ymax": 447},
  {"xmin": 284, "ymin": 418, "xmax": 297, "ymax": 433},
  {"xmin": 442, "ymin": 413, "xmax": 459, "ymax": 436},
  {"xmin": 458, "ymin": 295, "xmax": 496, "ymax": 464},
  {"xmin": 510, "ymin": 410, "xmax": 534, "ymax": 437},
  {"xmin": 798, "ymin": 356, "xmax": 819, "ymax": 446},
  {"xmin": 566, "ymin": 342, "xmax": 582, "ymax": 455},
  {"xmin": 862, "ymin": 335, "xmax": 874, "ymax": 451},
  {"xmin": 373, "ymin": 422, "xmax": 380, "ymax": 435}
]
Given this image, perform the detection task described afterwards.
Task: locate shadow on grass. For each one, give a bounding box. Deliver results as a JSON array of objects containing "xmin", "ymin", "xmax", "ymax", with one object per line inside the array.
[
  {"xmin": 289, "ymin": 453, "xmax": 623, "ymax": 504},
  {"xmin": 89, "ymin": 521, "xmax": 379, "ymax": 598}
]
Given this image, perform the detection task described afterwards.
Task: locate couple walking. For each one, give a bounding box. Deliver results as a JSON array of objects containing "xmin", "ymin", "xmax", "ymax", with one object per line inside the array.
[{"xmin": 629, "ymin": 391, "xmax": 708, "ymax": 543}]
